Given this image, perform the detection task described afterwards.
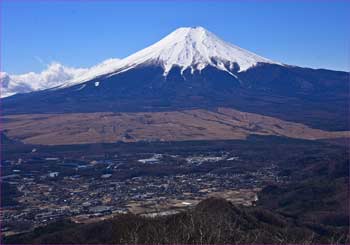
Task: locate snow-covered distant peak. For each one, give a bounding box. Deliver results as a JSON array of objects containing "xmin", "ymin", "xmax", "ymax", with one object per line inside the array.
[
  {"xmin": 63, "ymin": 27, "xmax": 279, "ymax": 87},
  {"xmin": 119, "ymin": 26, "xmax": 277, "ymax": 75},
  {"xmin": 4, "ymin": 27, "xmax": 279, "ymax": 94}
]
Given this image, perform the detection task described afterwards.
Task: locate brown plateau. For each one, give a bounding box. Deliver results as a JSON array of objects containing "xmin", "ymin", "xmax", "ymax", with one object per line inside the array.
[{"xmin": 2, "ymin": 107, "xmax": 349, "ymax": 145}]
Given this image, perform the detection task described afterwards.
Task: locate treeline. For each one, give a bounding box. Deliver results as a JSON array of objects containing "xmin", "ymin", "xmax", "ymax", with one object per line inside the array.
[{"xmin": 4, "ymin": 196, "xmax": 349, "ymax": 244}]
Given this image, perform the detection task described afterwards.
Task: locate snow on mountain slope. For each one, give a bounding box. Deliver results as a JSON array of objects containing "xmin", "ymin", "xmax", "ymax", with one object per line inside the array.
[
  {"xmin": 62, "ymin": 26, "xmax": 280, "ymax": 88},
  {"xmin": 118, "ymin": 26, "xmax": 278, "ymax": 75},
  {"xmin": 2, "ymin": 27, "xmax": 280, "ymax": 94},
  {"xmin": 1, "ymin": 58, "xmax": 120, "ymax": 97}
]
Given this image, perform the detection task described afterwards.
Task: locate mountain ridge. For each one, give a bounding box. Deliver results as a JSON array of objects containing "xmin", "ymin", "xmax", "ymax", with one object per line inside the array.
[{"xmin": 59, "ymin": 26, "xmax": 279, "ymax": 89}]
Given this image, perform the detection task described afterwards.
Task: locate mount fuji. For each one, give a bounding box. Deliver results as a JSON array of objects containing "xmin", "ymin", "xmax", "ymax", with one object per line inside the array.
[
  {"xmin": 60, "ymin": 26, "xmax": 278, "ymax": 88},
  {"xmin": 2, "ymin": 27, "xmax": 349, "ymax": 145}
]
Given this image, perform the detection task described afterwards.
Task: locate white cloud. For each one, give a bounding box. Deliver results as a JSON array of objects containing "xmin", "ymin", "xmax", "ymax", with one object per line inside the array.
[{"xmin": 1, "ymin": 58, "xmax": 120, "ymax": 98}]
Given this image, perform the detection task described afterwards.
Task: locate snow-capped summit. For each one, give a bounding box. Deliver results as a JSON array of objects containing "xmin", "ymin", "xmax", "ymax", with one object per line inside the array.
[
  {"xmin": 3, "ymin": 27, "xmax": 280, "ymax": 95},
  {"xmin": 117, "ymin": 26, "xmax": 277, "ymax": 75},
  {"xmin": 63, "ymin": 27, "xmax": 279, "ymax": 87},
  {"xmin": 2, "ymin": 27, "xmax": 281, "ymax": 96}
]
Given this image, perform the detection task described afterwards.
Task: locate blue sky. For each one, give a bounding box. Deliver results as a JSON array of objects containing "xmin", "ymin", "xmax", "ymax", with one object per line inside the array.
[{"xmin": 2, "ymin": 0, "xmax": 349, "ymax": 74}]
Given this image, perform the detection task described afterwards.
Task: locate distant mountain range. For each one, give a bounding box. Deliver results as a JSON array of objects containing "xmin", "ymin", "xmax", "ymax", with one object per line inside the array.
[{"xmin": 2, "ymin": 27, "xmax": 349, "ymax": 145}]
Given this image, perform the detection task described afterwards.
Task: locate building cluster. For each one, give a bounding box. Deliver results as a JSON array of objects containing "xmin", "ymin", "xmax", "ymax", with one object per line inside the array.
[{"xmin": 1, "ymin": 151, "xmax": 282, "ymax": 236}]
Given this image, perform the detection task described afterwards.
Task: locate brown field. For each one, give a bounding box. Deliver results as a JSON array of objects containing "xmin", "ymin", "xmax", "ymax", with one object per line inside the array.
[{"xmin": 2, "ymin": 107, "xmax": 349, "ymax": 145}]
